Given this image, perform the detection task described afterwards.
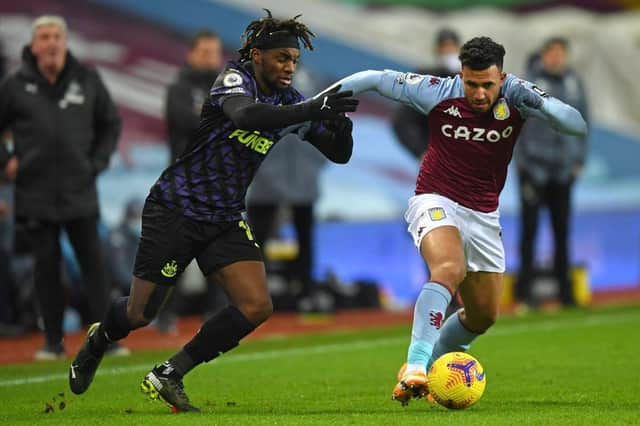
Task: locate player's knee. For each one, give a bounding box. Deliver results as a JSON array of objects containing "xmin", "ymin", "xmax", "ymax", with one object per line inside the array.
[
  {"xmin": 126, "ymin": 305, "xmax": 153, "ymax": 329},
  {"xmin": 478, "ymin": 312, "xmax": 497, "ymax": 331},
  {"xmin": 431, "ymin": 261, "xmax": 466, "ymax": 290},
  {"xmin": 465, "ymin": 307, "xmax": 498, "ymax": 333},
  {"xmin": 238, "ymin": 298, "xmax": 273, "ymax": 325}
]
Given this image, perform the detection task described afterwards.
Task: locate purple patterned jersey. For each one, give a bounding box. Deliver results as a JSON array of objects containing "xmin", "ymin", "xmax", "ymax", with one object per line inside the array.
[{"xmin": 149, "ymin": 61, "xmax": 305, "ymax": 222}]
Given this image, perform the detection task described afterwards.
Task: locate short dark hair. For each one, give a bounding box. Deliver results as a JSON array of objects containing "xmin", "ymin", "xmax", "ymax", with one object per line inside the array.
[
  {"xmin": 542, "ymin": 36, "xmax": 569, "ymax": 52},
  {"xmin": 459, "ymin": 37, "xmax": 506, "ymax": 71},
  {"xmin": 238, "ymin": 9, "xmax": 315, "ymax": 62},
  {"xmin": 189, "ymin": 29, "xmax": 219, "ymax": 50},
  {"xmin": 435, "ymin": 28, "xmax": 460, "ymax": 47}
]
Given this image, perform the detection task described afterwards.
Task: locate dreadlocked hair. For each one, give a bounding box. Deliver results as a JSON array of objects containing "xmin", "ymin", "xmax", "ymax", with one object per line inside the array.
[{"xmin": 238, "ymin": 8, "xmax": 315, "ymax": 61}]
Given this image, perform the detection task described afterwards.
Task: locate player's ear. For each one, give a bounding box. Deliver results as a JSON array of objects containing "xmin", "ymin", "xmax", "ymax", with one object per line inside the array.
[
  {"xmin": 250, "ymin": 48, "xmax": 262, "ymax": 65},
  {"xmin": 500, "ymin": 72, "xmax": 506, "ymax": 81}
]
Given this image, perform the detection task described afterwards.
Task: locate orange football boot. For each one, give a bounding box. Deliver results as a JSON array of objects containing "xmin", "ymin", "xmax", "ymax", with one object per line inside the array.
[{"xmin": 392, "ymin": 362, "xmax": 429, "ymax": 406}]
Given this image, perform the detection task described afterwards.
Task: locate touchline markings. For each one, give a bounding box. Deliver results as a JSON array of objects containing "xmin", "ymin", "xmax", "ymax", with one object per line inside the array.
[{"xmin": 0, "ymin": 310, "xmax": 637, "ymax": 388}]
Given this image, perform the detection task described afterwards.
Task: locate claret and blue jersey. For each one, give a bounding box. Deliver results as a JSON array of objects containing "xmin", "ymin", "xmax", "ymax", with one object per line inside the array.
[
  {"xmin": 150, "ymin": 61, "xmax": 305, "ymax": 223},
  {"xmin": 334, "ymin": 70, "xmax": 584, "ymax": 213},
  {"xmin": 398, "ymin": 73, "xmax": 528, "ymax": 212}
]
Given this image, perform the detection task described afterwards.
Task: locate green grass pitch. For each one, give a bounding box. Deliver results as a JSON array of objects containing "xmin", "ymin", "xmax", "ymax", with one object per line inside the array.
[{"xmin": 1, "ymin": 304, "xmax": 638, "ymax": 425}]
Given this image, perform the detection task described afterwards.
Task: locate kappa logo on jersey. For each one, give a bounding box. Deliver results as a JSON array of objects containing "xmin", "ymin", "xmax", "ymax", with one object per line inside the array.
[
  {"xmin": 441, "ymin": 124, "xmax": 514, "ymax": 143},
  {"xmin": 444, "ymin": 105, "xmax": 462, "ymax": 118},
  {"xmin": 223, "ymin": 71, "xmax": 243, "ymax": 87},
  {"xmin": 161, "ymin": 260, "xmax": 178, "ymax": 278},
  {"xmin": 428, "ymin": 207, "xmax": 446, "ymax": 221},
  {"xmin": 429, "ymin": 77, "xmax": 440, "ymax": 86},
  {"xmin": 493, "ymin": 98, "xmax": 510, "ymax": 120}
]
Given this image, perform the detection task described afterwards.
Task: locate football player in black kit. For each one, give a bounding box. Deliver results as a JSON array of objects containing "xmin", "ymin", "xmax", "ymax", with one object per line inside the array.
[{"xmin": 68, "ymin": 10, "xmax": 359, "ymax": 412}]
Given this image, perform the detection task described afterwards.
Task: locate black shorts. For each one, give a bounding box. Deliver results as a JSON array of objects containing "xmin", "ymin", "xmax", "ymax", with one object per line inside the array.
[{"xmin": 133, "ymin": 199, "xmax": 263, "ymax": 286}]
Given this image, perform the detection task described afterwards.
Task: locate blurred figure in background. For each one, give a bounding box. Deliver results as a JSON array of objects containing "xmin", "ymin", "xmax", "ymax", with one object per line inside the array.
[
  {"xmin": 514, "ymin": 37, "xmax": 589, "ymax": 309},
  {"xmin": 246, "ymin": 66, "xmax": 327, "ymax": 308},
  {"xmin": 161, "ymin": 29, "xmax": 226, "ymax": 332},
  {"xmin": 1, "ymin": 131, "xmax": 37, "ymax": 336},
  {"xmin": 391, "ymin": 28, "xmax": 460, "ymax": 158},
  {"xmin": 0, "ymin": 199, "xmax": 18, "ymax": 336},
  {"xmin": 166, "ymin": 29, "xmax": 223, "ymax": 164},
  {"xmin": 0, "ymin": 137, "xmax": 23, "ymax": 336},
  {"xmin": 105, "ymin": 198, "xmax": 144, "ymax": 297},
  {"xmin": 0, "ymin": 38, "xmax": 6, "ymax": 81},
  {"xmin": 0, "ymin": 16, "xmax": 122, "ymax": 359}
]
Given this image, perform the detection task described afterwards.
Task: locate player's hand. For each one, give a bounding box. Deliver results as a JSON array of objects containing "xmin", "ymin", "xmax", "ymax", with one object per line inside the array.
[
  {"xmin": 511, "ymin": 83, "xmax": 543, "ymax": 110},
  {"xmin": 323, "ymin": 115, "xmax": 353, "ymax": 138},
  {"xmin": 304, "ymin": 86, "xmax": 359, "ymax": 120}
]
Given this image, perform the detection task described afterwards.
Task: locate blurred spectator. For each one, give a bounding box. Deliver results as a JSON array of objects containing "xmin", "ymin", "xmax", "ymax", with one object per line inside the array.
[
  {"xmin": 105, "ymin": 198, "xmax": 144, "ymax": 297},
  {"xmin": 391, "ymin": 28, "xmax": 461, "ymax": 158},
  {"xmin": 166, "ymin": 29, "xmax": 223, "ymax": 163},
  {"xmin": 0, "ymin": 209, "xmax": 20, "ymax": 337},
  {"xmin": 246, "ymin": 66, "xmax": 328, "ymax": 307},
  {"xmin": 0, "ymin": 132, "xmax": 38, "ymax": 335},
  {"xmin": 159, "ymin": 29, "xmax": 226, "ymax": 332},
  {"xmin": 514, "ymin": 37, "xmax": 589, "ymax": 308},
  {"xmin": 0, "ymin": 147, "xmax": 23, "ymax": 337},
  {"xmin": 0, "ymin": 39, "xmax": 6, "ymax": 81},
  {"xmin": 0, "ymin": 16, "xmax": 122, "ymax": 358}
]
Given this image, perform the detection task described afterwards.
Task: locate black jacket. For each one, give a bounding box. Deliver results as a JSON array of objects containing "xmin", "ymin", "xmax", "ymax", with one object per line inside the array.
[
  {"xmin": 0, "ymin": 47, "xmax": 121, "ymax": 221},
  {"xmin": 515, "ymin": 64, "xmax": 589, "ymax": 184},
  {"xmin": 165, "ymin": 65, "xmax": 218, "ymax": 163}
]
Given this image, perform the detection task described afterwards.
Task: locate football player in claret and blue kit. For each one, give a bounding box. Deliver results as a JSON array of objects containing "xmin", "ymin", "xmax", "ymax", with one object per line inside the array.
[
  {"xmin": 318, "ymin": 36, "xmax": 587, "ymax": 405},
  {"xmin": 68, "ymin": 9, "xmax": 359, "ymax": 412}
]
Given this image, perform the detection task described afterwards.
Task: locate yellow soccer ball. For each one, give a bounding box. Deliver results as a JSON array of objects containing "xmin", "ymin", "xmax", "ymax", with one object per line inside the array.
[{"xmin": 427, "ymin": 352, "xmax": 486, "ymax": 409}]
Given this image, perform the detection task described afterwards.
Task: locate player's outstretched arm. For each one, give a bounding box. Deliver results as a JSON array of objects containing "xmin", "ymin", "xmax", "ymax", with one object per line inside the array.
[
  {"xmin": 222, "ymin": 91, "xmax": 358, "ymax": 131},
  {"xmin": 315, "ymin": 70, "xmax": 452, "ymax": 115},
  {"xmin": 507, "ymin": 77, "xmax": 587, "ymax": 137}
]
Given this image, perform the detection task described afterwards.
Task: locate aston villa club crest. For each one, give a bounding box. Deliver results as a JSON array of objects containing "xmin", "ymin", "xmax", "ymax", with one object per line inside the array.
[
  {"xmin": 493, "ymin": 98, "xmax": 510, "ymax": 120},
  {"xmin": 428, "ymin": 207, "xmax": 446, "ymax": 221}
]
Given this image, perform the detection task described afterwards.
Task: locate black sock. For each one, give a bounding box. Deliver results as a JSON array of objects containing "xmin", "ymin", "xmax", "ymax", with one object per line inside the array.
[
  {"xmin": 164, "ymin": 350, "xmax": 196, "ymax": 378},
  {"xmin": 90, "ymin": 297, "xmax": 131, "ymax": 354},
  {"xmin": 180, "ymin": 305, "xmax": 255, "ymax": 371}
]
